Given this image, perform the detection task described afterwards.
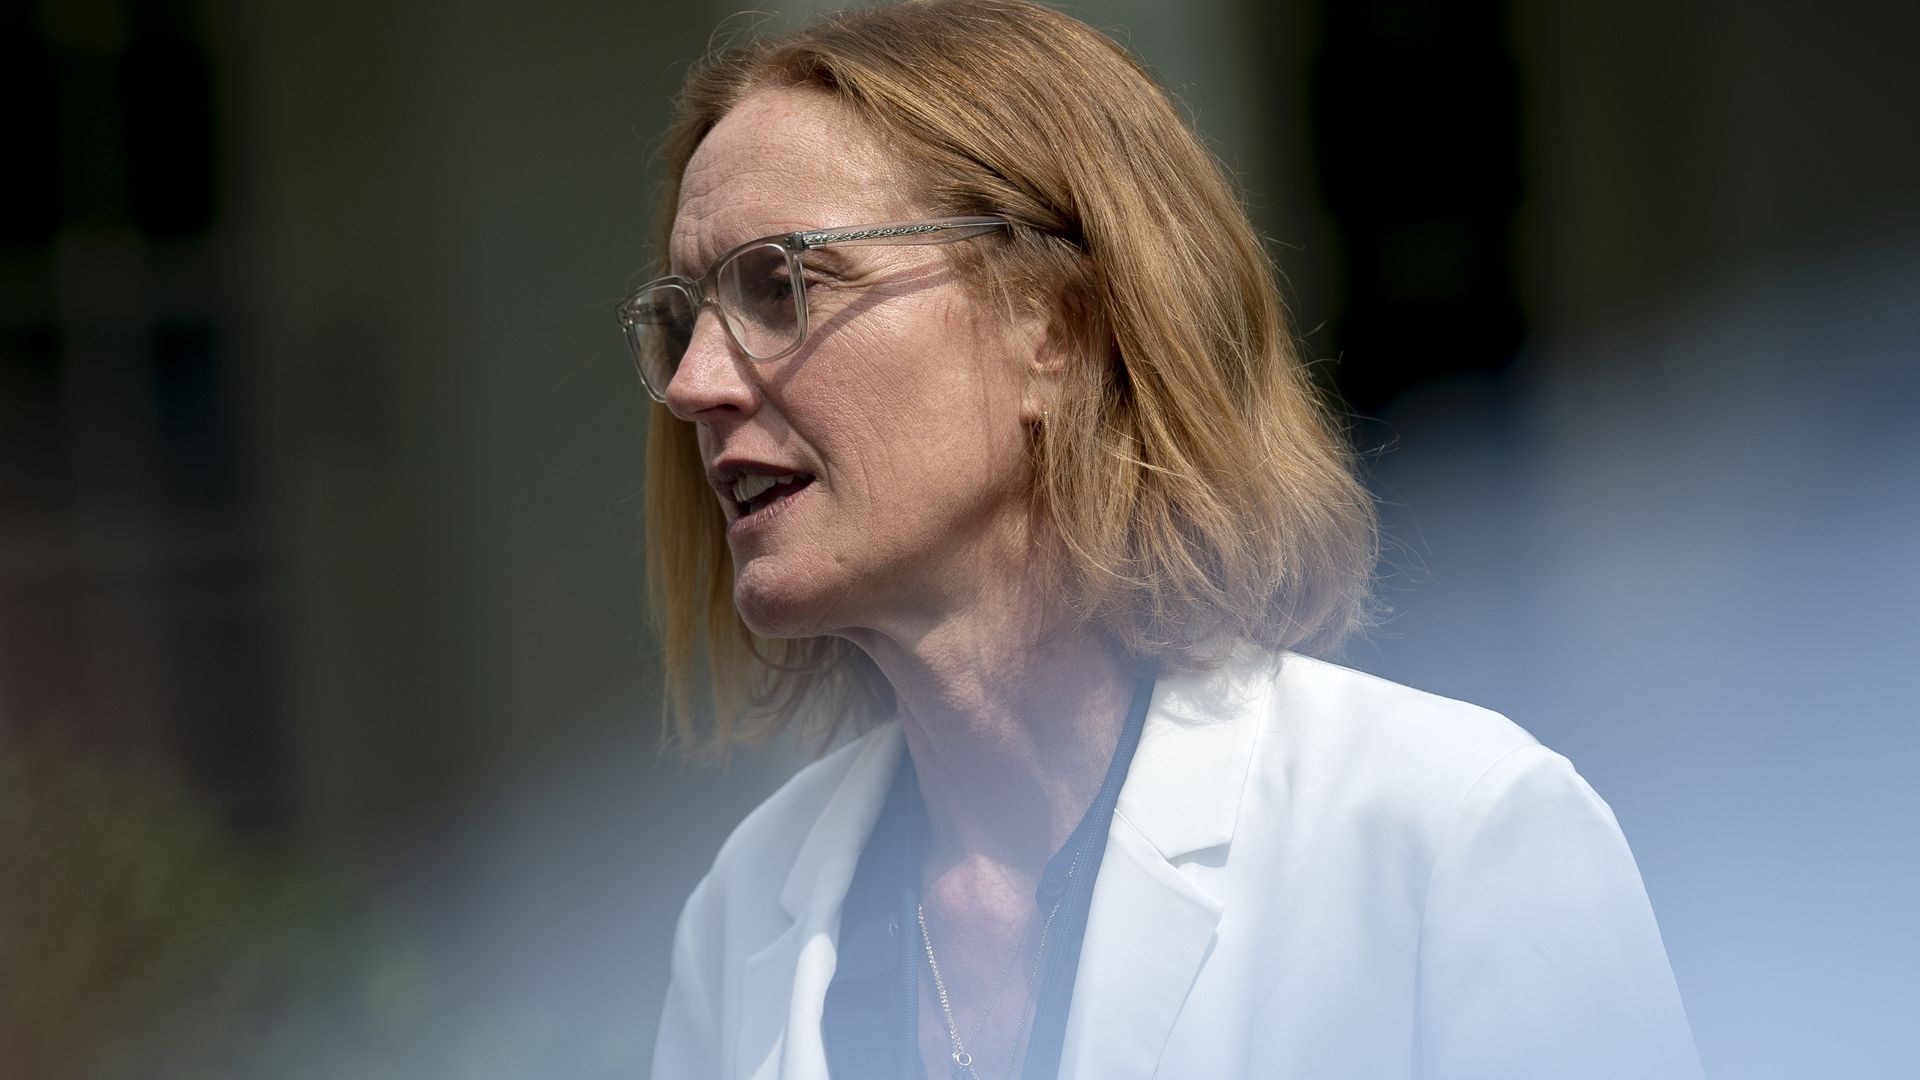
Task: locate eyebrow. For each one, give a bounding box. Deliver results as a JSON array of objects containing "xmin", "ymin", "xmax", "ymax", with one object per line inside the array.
[
  {"xmin": 796, "ymin": 244, "xmax": 856, "ymax": 272},
  {"xmin": 671, "ymin": 223, "xmax": 805, "ymax": 278},
  {"xmin": 673, "ymin": 231, "xmax": 863, "ymax": 282}
]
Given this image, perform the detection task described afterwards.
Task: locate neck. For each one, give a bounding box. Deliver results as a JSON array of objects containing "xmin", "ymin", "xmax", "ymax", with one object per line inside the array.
[{"xmin": 848, "ymin": 601, "xmax": 1137, "ymax": 882}]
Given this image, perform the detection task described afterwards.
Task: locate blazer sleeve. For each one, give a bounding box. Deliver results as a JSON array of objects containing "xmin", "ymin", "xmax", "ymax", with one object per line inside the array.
[
  {"xmin": 1415, "ymin": 744, "xmax": 1703, "ymax": 1080},
  {"xmin": 652, "ymin": 872, "xmax": 725, "ymax": 1080}
]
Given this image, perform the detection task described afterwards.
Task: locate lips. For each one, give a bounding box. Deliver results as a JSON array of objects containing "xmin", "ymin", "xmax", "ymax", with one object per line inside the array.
[
  {"xmin": 730, "ymin": 472, "xmax": 814, "ymax": 518},
  {"xmin": 709, "ymin": 460, "xmax": 817, "ymax": 523}
]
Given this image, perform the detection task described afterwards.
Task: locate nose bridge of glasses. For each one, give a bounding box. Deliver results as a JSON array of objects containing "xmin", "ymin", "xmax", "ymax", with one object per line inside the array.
[{"xmin": 662, "ymin": 275, "xmax": 733, "ymax": 356}]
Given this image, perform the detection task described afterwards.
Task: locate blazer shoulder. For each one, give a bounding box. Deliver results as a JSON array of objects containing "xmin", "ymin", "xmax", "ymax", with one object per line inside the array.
[{"xmin": 1262, "ymin": 652, "xmax": 1546, "ymax": 809}]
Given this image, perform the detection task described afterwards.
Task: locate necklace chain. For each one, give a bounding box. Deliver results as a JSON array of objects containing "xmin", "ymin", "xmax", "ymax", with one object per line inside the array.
[
  {"xmin": 918, "ymin": 891, "xmax": 1066, "ymax": 1080},
  {"xmin": 964, "ymin": 906, "xmax": 1035, "ymax": 1048}
]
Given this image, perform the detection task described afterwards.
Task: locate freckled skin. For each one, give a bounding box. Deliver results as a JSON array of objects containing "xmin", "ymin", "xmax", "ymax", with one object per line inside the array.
[{"xmin": 665, "ymin": 89, "xmax": 1044, "ymax": 649}]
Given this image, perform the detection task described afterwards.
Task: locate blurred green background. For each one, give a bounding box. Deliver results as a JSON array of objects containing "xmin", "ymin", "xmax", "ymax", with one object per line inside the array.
[{"xmin": 3, "ymin": 0, "xmax": 1916, "ymax": 1076}]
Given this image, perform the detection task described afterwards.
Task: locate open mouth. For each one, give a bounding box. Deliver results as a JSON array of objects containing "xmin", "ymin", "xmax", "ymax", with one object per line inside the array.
[{"xmin": 730, "ymin": 473, "xmax": 815, "ymax": 520}]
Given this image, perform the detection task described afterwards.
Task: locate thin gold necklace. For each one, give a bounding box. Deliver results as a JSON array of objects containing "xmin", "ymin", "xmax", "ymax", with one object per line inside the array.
[{"xmin": 918, "ymin": 896, "xmax": 1064, "ymax": 1080}]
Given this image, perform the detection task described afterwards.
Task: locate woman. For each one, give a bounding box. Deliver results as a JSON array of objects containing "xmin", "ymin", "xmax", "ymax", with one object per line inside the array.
[{"xmin": 624, "ymin": 2, "xmax": 1700, "ymax": 1078}]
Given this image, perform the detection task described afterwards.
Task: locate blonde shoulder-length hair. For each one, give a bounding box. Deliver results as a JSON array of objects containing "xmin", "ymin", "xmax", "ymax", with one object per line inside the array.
[{"xmin": 645, "ymin": 0, "xmax": 1376, "ymax": 756}]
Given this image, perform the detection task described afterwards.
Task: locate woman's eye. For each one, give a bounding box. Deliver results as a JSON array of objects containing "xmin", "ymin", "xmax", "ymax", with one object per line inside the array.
[{"xmin": 738, "ymin": 272, "xmax": 793, "ymax": 316}]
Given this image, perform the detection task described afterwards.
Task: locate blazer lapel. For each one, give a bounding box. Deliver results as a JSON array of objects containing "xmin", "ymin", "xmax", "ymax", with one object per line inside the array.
[
  {"xmin": 731, "ymin": 648, "xmax": 1276, "ymax": 1079},
  {"xmin": 733, "ymin": 725, "xmax": 907, "ymax": 1080},
  {"xmin": 1055, "ymin": 649, "xmax": 1273, "ymax": 1077}
]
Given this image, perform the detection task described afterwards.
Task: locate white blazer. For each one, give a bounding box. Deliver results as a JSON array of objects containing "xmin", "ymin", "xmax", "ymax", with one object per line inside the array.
[{"xmin": 652, "ymin": 650, "xmax": 1702, "ymax": 1079}]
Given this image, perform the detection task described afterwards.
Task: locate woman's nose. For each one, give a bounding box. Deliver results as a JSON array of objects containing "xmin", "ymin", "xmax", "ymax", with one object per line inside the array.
[{"xmin": 663, "ymin": 309, "xmax": 756, "ymax": 421}]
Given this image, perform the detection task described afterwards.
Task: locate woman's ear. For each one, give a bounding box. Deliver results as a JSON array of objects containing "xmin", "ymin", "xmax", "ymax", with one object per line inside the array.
[{"xmin": 1017, "ymin": 303, "xmax": 1083, "ymax": 424}]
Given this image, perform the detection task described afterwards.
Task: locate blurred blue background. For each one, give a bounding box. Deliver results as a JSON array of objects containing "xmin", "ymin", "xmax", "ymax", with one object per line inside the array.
[{"xmin": 1, "ymin": 0, "xmax": 1914, "ymax": 1076}]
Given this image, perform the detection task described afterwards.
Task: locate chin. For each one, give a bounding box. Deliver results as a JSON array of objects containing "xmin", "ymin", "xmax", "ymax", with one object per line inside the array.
[{"xmin": 730, "ymin": 561, "xmax": 845, "ymax": 640}]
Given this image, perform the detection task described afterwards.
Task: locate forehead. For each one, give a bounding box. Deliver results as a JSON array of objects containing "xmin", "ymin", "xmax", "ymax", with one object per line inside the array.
[{"xmin": 671, "ymin": 89, "xmax": 917, "ymax": 272}]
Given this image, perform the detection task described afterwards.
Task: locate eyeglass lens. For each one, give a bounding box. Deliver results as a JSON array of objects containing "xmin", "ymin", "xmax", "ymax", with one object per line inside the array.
[
  {"xmin": 625, "ymin": 285, "xmax": 694, "ymax": 394},
  {"xmin": 715, "ymin": 243, "xmax": 801, "ymax": 358},
  {"xmin": 626, "ymin": 241, "xmax": 804, "ymax": 394}
]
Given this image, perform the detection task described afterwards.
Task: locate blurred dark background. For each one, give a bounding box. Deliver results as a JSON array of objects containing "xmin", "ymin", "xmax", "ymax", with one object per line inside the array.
[{"xmin": 2, "ymin": 0, "xmax": 1915, "ymax": 1076}]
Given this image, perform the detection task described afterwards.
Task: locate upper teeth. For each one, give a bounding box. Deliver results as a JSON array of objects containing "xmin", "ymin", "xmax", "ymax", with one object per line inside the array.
[{"xmin": 732, "ymin": 474, "xmax": 799, "ymax": 504}]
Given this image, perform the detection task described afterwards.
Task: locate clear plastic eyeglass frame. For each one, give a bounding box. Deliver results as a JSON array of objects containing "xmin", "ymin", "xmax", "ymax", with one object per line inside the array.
[{"xmin": 615, "ymin": 215, "xmax": 1009, "ymax": 402}]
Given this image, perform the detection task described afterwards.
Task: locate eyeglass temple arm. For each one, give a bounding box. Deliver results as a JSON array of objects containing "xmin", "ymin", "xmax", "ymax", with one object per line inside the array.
[{"xmin": 793, "ymin": 216, "xmax": 1009, "ymax": 250}]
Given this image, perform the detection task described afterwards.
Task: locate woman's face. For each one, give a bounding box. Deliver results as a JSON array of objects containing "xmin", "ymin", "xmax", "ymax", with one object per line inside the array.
[{"xmin": 664, "ymin": 89, "xmax": 1043, "ymax": 643}]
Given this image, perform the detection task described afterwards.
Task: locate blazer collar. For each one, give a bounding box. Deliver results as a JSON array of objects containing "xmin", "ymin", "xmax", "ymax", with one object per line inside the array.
[
  {"xmin": 772, "ymin": 646, "xmax": 1274, "ymax": 919},
  {"xmin": 751, "ymin": 648, "xmax": 1274, "ymax": 1079},
  {"xmin": 1055, "ymin": 646, "xmax": 1274, "ymax": 1077},
  {"xmin": 777, "ymin": 722, "xmax": 905, "ymax": 922},
  {"xmin": 1116, "ymin": 643, "xmax": 1274, "ymax": 860},
  {"xmin": 775, "ymin": 645, "xmax": 1273, "ymax": 913},
  {"xmin": 739, "ymin": 726, "xmax": 906, "ymax": 1080}
]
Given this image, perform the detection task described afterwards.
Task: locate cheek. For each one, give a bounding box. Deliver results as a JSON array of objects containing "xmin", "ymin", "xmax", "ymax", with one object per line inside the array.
[
  {"xmin": 808, "ymin": 375, "xmax": 1020, "ymax": 504},
  {"xmin": 778, "ymin": 293, "xmax": 1031, "ymax": 494}
]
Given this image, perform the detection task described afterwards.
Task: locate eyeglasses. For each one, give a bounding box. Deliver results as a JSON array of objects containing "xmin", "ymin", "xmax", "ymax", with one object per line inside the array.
[{"xmin": 615, "ymin": 215, "xmax": 1009, "ymax": 402}]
